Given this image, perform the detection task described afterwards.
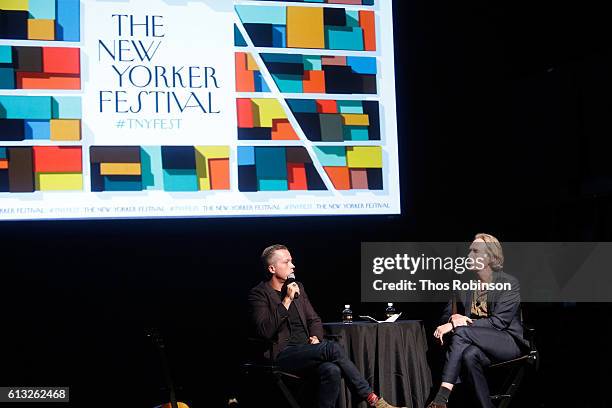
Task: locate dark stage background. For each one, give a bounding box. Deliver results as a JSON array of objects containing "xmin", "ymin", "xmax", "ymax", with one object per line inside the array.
[{"xmin": 2, "ymin": 1, "xmax": 612, "ymax": 407}]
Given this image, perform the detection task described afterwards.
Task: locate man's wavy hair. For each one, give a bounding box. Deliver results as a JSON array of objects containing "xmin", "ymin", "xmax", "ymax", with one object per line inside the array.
[
  {"xmin": 261, "ymin": 244, "xmax": 288, "ymax": 280},
  {"xmin": 474, "ymin": 233, "xmax": 504, "ymax": 272}
]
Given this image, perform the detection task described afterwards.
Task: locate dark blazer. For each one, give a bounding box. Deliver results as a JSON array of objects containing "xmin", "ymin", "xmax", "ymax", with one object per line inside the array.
[
  {"xmin": 441, "ymin": 271, "xmax": 530, "ymax": 350},
  {"xmin": 248, "ymin": 280, "xmax": 324, "ymax": 361}
]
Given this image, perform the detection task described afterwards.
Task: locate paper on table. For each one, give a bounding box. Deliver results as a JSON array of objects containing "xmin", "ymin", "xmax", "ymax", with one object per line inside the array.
[{"xmin": 359, "ymin": 313, "xmax": 402, "ymax": 323}]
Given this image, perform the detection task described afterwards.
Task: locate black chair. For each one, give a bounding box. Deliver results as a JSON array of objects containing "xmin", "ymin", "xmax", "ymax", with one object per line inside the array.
[
  {"xmin": 241, "ymin": 337, "xmax": 304, "ymax": 408},
  {"xmin": 240, "ymin": 334, "xmax": 344, "ymax": 408},
  {"xmin": 488, "ymin": 326, "xmax": 539, "ymax": 407}
]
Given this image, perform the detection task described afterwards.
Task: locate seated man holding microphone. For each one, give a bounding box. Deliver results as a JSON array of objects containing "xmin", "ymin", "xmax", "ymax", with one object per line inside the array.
[{"xmin": 248, "ymin": 244, "xmax": 403, "ymax": 408}]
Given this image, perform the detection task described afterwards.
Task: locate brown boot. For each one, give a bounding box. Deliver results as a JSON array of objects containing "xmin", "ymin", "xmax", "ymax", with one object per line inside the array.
[{"xmin": 374, "ymin": 398, "xmax": 406, "ymax": 408}]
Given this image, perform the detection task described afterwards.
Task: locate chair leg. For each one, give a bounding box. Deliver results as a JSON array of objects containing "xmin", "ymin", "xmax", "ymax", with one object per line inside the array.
[
  {"xmin": 497, "ymin": 365, "xmax": 526, "ymax": 408},
  {"xmin": 274, "ymin": 373, "xmax": 302, "ymax": 408}
]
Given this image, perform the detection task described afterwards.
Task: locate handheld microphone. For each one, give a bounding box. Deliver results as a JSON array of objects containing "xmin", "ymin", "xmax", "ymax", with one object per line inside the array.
[{"xmin": 286, "ymin": 273, "xmax": 299, "ymax": 299}]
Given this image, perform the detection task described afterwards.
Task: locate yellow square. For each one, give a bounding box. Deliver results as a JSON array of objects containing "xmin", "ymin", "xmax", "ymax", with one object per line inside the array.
[
  {"xmin": 36, "ymin": 173, "xmax": 83, "ymax": 191},
  {"xmin": 251, "ymin": 99, "xmax": 287, "ymax": 128},
  {"xmin": 342, "ymin": 114, "xmax": 370, "ymax": 126},
  {"xmin": 99, "ymin": 163, "xmax": 142, "ymax": 176},
  {"xmin": 0, "ymin": 0, "xmax": 29, "ymax": 11},
  {"xmin": 50, "ymin": 119, "xmax": 81, "ymax": 141},
  {"xmin": 286, "ymin": 7, "xmax": 325, "ymax": 49},
  {"xmin": 346, "ymin": 146, "xmax": 383, "ymax": 169},
  {"xmin": 246, "ymin": 54, "xmax": 259, "ymax": 71},
  {"xmin": 28, "ymin": 19, "xmax": 55, "ymax": 41}
]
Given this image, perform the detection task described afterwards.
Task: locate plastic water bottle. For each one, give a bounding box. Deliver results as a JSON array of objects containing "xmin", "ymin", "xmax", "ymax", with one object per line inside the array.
[
  {"xmin": 342, "ymin": 305, "xmax": 353, "ymax": 324},
  {"xmin": 385, "ymin": 302, "xmax": 396, "ymax": 319}
]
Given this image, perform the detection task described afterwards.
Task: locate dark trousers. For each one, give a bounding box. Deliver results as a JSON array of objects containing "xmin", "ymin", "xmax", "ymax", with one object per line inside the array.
[
  {"xmin": 441, "ymin": 326, "xmax": 522, "ymax": 408},
  {"xmin": 277, "ymin": 341, "xmax": 372, "ymax": 408}
]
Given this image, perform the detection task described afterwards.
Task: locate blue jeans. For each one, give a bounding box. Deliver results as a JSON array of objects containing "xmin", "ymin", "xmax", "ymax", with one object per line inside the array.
[{"xmin": 277, "ymin": 341, "xmax": 372, "ymax": 408}]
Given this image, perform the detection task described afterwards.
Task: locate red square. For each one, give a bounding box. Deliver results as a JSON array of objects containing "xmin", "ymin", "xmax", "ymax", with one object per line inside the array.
[
  {"xmin": 316, "ymin": 100, "xmax": 338, "ymax": 114},
  {"xmin": 42, "ymin": 47, "xmax": 81, "ymax": 75}
]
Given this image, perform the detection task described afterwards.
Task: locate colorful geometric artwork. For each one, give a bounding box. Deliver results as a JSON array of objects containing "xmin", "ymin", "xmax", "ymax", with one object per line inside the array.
[
  {"xmin": 238, "ymin": 146, "xmax": 326, "ymax": 192},
  {"xmin": 235, "ymin": 5, "xmax": 376, "ymax": 51},
  {"xmin": 237, "ymin": 98, "xmax": 300, "ymax": 140},
  {"xmin": 287, "ymin": 99, "xmax": 380, "ymax": 141},
  {"xmin": 0, "ymin": 46, "xmax": 81, "ymax": 90},
  {"xmin": 235, "ymin": 52, "xmax": 270, "ymax": 92},
  {"xmin": 313, "ymin": 146, "xmax": 383, "ymax": 190},
  {"xmin": 251, "ymin": 0, "xmax": 374, "ymax": 4},
  {"xmin": 0, "ymin": 0, "xmax": 80, "ymax": 41},
  {"xmin": 90, "ymin": 146, "xmax": 230, "ymax": 192},
  {"xmin": 0, "ymin": 96, "xmax": 82, "ymax": 141},
  {"xmin": 0, "ymin": 146, "xmax": 83, "ymax": 192},
  {"xmin": 259, "ymin": 54, "xmax": 377, "ymax": 94}
]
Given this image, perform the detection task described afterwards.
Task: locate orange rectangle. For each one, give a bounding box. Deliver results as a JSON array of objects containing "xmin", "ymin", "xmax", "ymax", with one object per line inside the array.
[
  {"xmin": 303, "ymin": 70, "xmax": 326, "ymax": 93},
  {"xmin": 208, "ymin": 158, "xmax": 230, "ymax": 190},
  {"xmin": 32, "ymin": 146, "xmax": 82, "ymax": 173},
  {"xmin": 272, "ymin": 119, "xmax": 299, "ymax": 140},
  {"xmin": 359, "ymin": 10, "xmax": 377, "ymax": 51},
  {"xmin": 16, "ymin": 72, "xmax": 80, "ymax": 90},
  {"xmin": 237, "ymin": 98, "xmax": 255, "ymax": 128},
  {"xmin": 0, "ymin": 159, "xmax": 8, "ymax": 169},
  {"xmin": 324, "ymin": 166, "xmax": 351, "ymax": 190},
  {"xmin": 287, "ymin": 163, "xmax": 307, "ymax": 190},
  {"xmin": 235, "ymin": 53, "xmax": 255, "ymax": 92}
]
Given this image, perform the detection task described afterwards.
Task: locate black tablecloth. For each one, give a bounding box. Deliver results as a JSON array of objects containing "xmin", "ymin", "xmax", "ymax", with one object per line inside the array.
[{"xmin": 323, "ymin": 320, "xmax": 432, "ymax": 408}]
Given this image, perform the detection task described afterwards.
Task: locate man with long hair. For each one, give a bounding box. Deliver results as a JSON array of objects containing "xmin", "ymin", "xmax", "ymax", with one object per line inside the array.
[{"xmin": 428, "ymin": 234, "xmax": 529, "ymax": 408}]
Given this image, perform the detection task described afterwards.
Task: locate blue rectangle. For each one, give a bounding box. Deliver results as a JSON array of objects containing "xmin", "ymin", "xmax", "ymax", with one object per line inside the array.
[
  {"xmin": 313, "ymin": 146, "xmax": 347, "ymax": 167},
  {"xmin": 163, "ymin": 169, "xmax": 198, "ymax": 191},
  {"xmin": 259, "ymin": 179, "xmax": 289, "ymax": 191},
  {"xmin": 0, "ymin": 96, "xmax": 52, "ymax": 119},
  {"xmin": 52, "ymin": 97, "xmax": 82, "ymax": 119},
  {"xmin": 30, "ymin": 0, "xmax": 56, "ymax": 19},
  {"xmin": 326, "ymin": 27, "xmax": 364, "ymax": 51},
  {"xmin": 24, "ymin": 120, "xmax": 50, "ymax": 140},
  {"xmin": 238, "ymin": 146, "xmax": 255, "ymax": 166},
  {"xmin": 236, "ymin": 5, "xmax": 286, "ymax": 25},
  {"xmin": 303, "ymin": 56, "xmax": 322, "ymax": 71},
  {"xmin": 255, "ymin": 147, "xmax": 287, "ymax": 190},
  {"xmin": 0, "ymin": 68, "xmax": 15, "ymax": 89},
  {"xmin": 56, "ymin": 0, "xmax": 80, "ymax": 42},
  {"xmin": 344, "ymin": 126, "xmax": 370, "ymax": 141},
  {"xmin": 287, "ymin": 99, "xmax": 317, "ymax": 113},
  {"xmin": 141, "ymin": 146, "xmax": 162, "ymax": 190},
  {"xmin": 262, "ymin": 53, "xmax": 303, "ymax": 64},
  {"xmin": 347, "ymin": 57, "xmax": 377, "ymax": 74},
  {"xmin": 0, "ymin": 46, "xmax": 12, "ymax": 64},
  {"xmin": 0, "ymin": 147, "xmax": 6, "ymax": 159},
  {"xmin": 253, "ymin": 71, "xmax": 270, "ymax": 92},
  {"xmin": 272, "ymin": 25, "xmax": 286, "ymax": 47},
  {"xmin": 337, "ymin": 100, "xmax": 364, "ymax": 114},
  {"xmin": 272, "ymin": 74, "xmax": 303, "ymax": 93},
  {"xmin": 104, "ymin": 176, "xmax": 142, "ymax": 191}
]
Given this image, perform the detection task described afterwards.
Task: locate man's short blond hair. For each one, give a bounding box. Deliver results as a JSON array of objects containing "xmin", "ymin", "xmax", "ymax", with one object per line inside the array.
[
  {"xmin": 261, "ymin": 244, "xmax": 288, "ymax": 269},
  {"xmin": 474, "ymin": 233, "xmax": 504, "ymax": 272}
]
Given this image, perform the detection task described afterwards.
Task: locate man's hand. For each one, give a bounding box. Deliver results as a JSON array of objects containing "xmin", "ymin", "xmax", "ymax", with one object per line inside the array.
[
  {"xmin": 450, "ymin": 314, "xmax": 473, "ymax": 327},
  {"xmin": 433, "ymin": 323, "xmax": 453, "ymax": 345},
  {"xmin": 282, "ymin": 282, "xmax": 301, "ymax": 309},
  {"xmin": 308, "ymin": 336, "xmax": 320, "ymax": 345}
]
